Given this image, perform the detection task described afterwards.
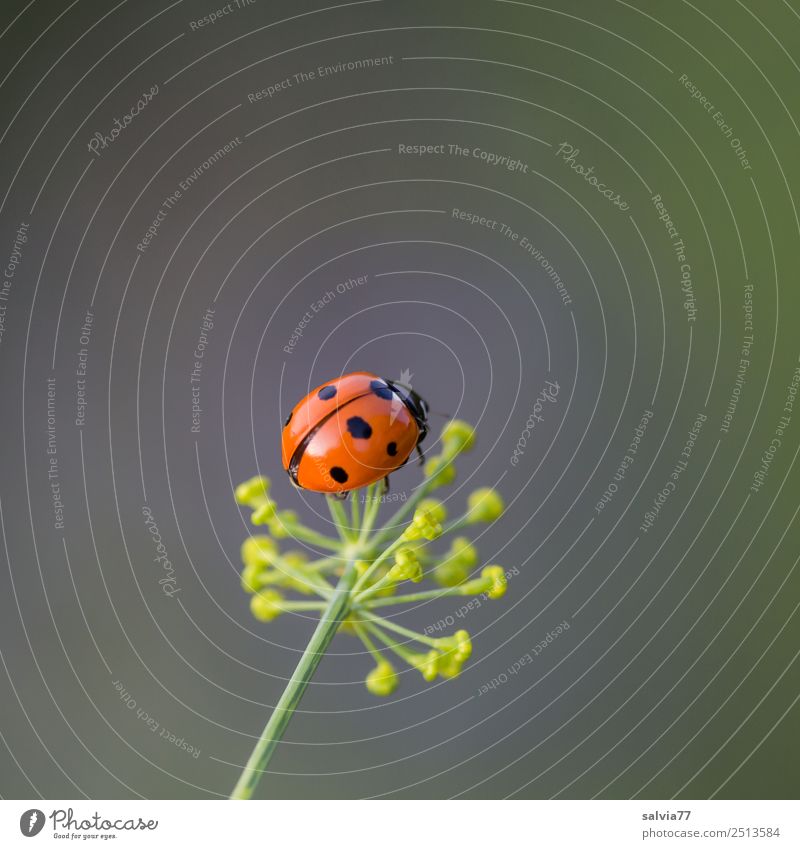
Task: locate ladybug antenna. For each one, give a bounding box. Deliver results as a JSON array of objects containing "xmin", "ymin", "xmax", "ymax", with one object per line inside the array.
[{"xmin": 428, "ymin": 409, "xmax": 452, "ymax": 420}]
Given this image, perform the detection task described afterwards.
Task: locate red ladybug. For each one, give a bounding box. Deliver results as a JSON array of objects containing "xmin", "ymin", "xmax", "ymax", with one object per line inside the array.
[{"xmin": 281, "ymin": 371, "xmax": 429, "ymax": 493}]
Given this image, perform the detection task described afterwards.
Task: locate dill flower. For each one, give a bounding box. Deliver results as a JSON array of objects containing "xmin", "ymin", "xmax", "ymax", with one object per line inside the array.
[
  {"xmin": 441, "ymin": 420, "xmax": 476, "ymax": 453},
  {"xmin": 433, "ymin": 536, "xmax": 478, "ymax": 587},
  {"xmin": 388, "ymin": 548, "xmax": 423, "ymax": 583},
  {"xmin": 250, "ymin": 590, "xmax": 284, "ymax": 622},
  {"xmin": 365, "ymin": 660, "xmax": 399, "ymax": 696},
  {"xmin": 231, "ymin": 418, "xmax": 513, "ymax": 799},
  {"xmin": 466, "ymin": 487, "xmax": 505, "ymax": 523},
  {"xmin": 423, "ymin": 455, "xmax": 457, "ymax": 488}
]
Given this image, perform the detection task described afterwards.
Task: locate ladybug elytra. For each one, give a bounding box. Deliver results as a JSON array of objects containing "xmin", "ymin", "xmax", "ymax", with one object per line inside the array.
[{"xmin": 281, "ymin": 371, "xmax": 429, "ymax": 493}]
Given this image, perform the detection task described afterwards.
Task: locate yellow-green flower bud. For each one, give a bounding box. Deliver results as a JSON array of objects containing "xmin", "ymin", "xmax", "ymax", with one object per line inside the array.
[
  {"xmin": 240, "ymin": 535, "xmax": 278, "ymax": 567},
  {"xmin": 388, "ymin": 548, "xmax": 423, "ymax": 583},
  {"xmin": 437, "ymin": 653, "xmax": 464, "ymax": 678},
  {"xmin": 453, "ymin": 629, "xmax": 472, "ymax": 660},
  {"xmin": 402, "ymin": 506, "xmax": 443, "ymax": 542},
  {"xmin": 365, "ymin": 660, "xmax": 399, "ymax": 696},
  {"xmin": 240, "ymin": 562, "xmax": 265, "ymax": 594},
  {"xmin": 436, "ymin": 630, "xmax": 471, "ymax": 678},
  {"xmin": 450, "ymin": 537, "xmax": 478, "ymax": 568},
  {"xmin": 482, "ymin": 565, "xmax": 507, "ymax": 599},
  {"xmin": 268, "ymin": 510, "xmax": 299, "ymax": 538},
  {"xmin": 283, "ymin": 550, "xmax": 308, "ymax": 568},
  {"xmin": 410, "ymin": 650, "xmax": 440, "ymax": 682},
  {"xmin": 442, "ymin": 420, "xmax": 476, "ymax": 453},
  {"xmin": 424, "ymin": 455, "xmax": 457, "ymax": 489},
  {"xmin": 437, "ymin": 629, "xmax": 472, "ymax": 661},
  {"xmin": 418, "ymin": 498, "xmax": 447, "ymax": 524},
  {"xmin": 235, "ymin": 476, "xmax": 271, "ymax": 506},
  {"xmin": 466, "ymin": 487, "xmax": 504, "ymax": 523},
  {"xmin": 433, "ymin": 536, "xmax": 478, "ymax": 587},
  {"xmin": 250, "ymin": 589, "xmax": 284, "ymax": 622},
  {"xmin": 273, "ymin": 551, "xmax": 314, "ymax": 595},
  {"xmin": 251, "ymin": 500, "xmax": 277, "ymax": 525}
]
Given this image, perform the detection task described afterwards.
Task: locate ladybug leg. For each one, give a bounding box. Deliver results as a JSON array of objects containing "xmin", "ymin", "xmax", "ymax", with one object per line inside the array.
[
  {"xmin": 333, "ymin": 491, "xmax": 348, "ymax": 501},
  {"xmin": 416, "ymin": 443, "xmax": 426, "ymax": 465},
  {"xmin": 380, "ymin": 475, "xmax": 390, "ymax": 496}
]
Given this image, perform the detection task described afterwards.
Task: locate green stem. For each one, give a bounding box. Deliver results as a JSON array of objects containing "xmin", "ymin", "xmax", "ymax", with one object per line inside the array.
[
  {"xmin": 358, "ymin": 484, "xmax": 382, "ymax": 543},
  {"xmin": 440, "ymin": 515, "xmax": 472, "ymax": 536},
  {"xmin": 350, "ymin": 490, "xmax": 361, "ymax": 530},
  {"xmin": 352, "ymin": 621, "xmax": 384, "ymax": 664},
  {"xmin": 368, "ymin": 484, "xmax": 432, "ymax": 549},
  {"xmin": 368, "ymin": 445, "xmax": 459, "ymax": 548},
  {"xmin": 350, "ymin": 534, "xmax": 406, "ymax": 595},
  {"xmin": 327, "ymin": 496, "xmax": 354, "ymax": 542},
  {"xmin": 230, "ymin": 559, "xmax": 358, "ymax": 799},
  {"xmin": 354, "ymin": 572, "xmax": 397, "ymax": 604},
  {"xmin": 361, "ymin": 585, "xmax": 474, "ymax": 607},
  {"xmin": 359, "ymin": 610, "xmax": 441, "ymax": 648},
  {"xmin": 278, "ymin": 600, "xmax": 328, "ymax": 611},
  {"xmin": 280, "ymin": 525, "xmax": 342, "ymax": 551},
  {"xmin": 306, "ymin": 556, "xmax": 338, "ymax": 572},
  {"xmin": 362, "ymin": 621, "xmax": 420, "ymax": 664},
  {"xmin": 273, "ymin": 558, "xmax": 333, "ymax": 598}
]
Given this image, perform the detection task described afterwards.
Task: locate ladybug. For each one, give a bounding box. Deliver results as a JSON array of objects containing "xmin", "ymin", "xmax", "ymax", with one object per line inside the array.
[{"xmin": 281, "ymin": 371, "xmax": 429, "ymax": 494}]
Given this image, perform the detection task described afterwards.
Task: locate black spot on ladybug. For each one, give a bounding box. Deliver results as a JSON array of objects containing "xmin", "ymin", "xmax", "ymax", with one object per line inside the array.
[
  {"xmin": 284, "ymin": 411, "xmax": 292, "ymax": 427},
  {"xmin": 318, "ymin": 385, "xmax": 337, "ymax": 400},
  {"xmin": 370, "ymin": 379, "xmax": 393, "ymax": 400},
  {"xmin": 387, "ymin": 441, "xmax": 398, "ymax": 456},
  {"xmin": 347, "ymin": 416, "xmax": 372, "ymax": 439},
  {"xmin": 330, "ymin": 466, "xmax": 348, "ymax": 484}
]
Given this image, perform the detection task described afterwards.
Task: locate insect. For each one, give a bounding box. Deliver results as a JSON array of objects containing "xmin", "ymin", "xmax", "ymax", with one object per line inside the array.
[{"xmin": 281, "ymin": 371, "xmax": 429, "ymax": 494}]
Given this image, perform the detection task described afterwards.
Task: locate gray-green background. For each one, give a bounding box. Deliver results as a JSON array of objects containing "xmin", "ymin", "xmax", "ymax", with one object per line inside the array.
[{"xmin": 0, "ymin": 0, "xmax": 798, "ymax": 799}]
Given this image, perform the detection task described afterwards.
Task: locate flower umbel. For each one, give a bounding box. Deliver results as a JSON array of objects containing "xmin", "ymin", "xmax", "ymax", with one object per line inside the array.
[{"xmin": 231, "ymin": 421, "xmax": 510, "ymax": 799}]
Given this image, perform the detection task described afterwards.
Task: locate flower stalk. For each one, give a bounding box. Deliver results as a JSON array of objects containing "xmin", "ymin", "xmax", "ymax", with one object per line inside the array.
[
  {"xmin": 230, "ymin": 420, "xmax": 507, "ymax": 799},
  {"xmin": 230, "ymin": 556, "xmax": 358, "ymax": 799}
]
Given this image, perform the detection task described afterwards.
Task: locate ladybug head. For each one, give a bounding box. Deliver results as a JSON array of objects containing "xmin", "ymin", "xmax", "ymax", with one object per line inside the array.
[{"xmin": 386, "ymin": 379, "xmax": 429, "ymax": 443}]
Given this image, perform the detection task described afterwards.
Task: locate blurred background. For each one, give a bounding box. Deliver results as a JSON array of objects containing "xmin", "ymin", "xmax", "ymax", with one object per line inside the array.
[{"xmin": 0, "ymin": 0, "xmax": 798, "ymax": 799}]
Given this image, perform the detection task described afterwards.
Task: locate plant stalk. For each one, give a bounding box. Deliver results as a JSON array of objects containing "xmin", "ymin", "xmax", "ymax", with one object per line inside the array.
[{"xmin": 230, "ymin": 558, "xmax": 358, "ymax": 799}]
